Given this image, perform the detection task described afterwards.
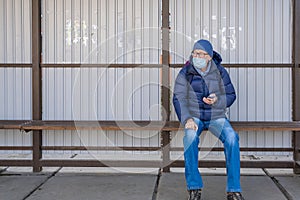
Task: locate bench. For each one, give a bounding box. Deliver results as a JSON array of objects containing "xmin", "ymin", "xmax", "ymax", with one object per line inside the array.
[
  {"xmin": 0, "ymin": 120, "xmax": 300, "ymax": 171},
  {"xmin": 1, "ymin": 120, "xmax": 300, "ymax": 131}
]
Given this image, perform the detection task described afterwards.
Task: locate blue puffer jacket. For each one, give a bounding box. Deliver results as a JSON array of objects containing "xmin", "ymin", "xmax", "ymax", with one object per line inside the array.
[{"xmin": 173, "ymin": 51, "xmax": 236, "ymax": 125}]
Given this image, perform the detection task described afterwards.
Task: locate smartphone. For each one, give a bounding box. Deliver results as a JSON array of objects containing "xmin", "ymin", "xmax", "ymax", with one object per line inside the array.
[{"xmin": 207, "ymin": 94, "xmax": 215, "ymax": 99}]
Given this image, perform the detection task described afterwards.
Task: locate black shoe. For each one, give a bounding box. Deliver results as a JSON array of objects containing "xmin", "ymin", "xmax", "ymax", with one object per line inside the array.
[
  {"xmin": 227, "ymin": 192, "xmax": 245, "ymax": 200},
  {"xmin": 188, "ymin": 189, "xmax": 202, "ymax": 200}
]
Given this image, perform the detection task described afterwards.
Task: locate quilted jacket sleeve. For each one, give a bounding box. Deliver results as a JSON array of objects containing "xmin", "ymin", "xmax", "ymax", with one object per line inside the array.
[
  {"xmin": 172, "ymin": 70, "xmax": 191, "ymax": 125},
  {"xmin": 212, "ymin": 66, "xmax": 236, "ymax": 109}
]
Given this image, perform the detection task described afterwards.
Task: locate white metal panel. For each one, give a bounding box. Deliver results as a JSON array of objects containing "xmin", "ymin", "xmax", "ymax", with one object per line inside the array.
[
  {"xmin": 42, "ymin": 0, "xmax": 161, "ymax": 64},
  {"xmin": 0, "ymin": 68, "xmax": 32, "ymax": 152},
  {"xmin": 41, "ymin": 0, "xmax": 161, "ymax": 153},
  {"xmin": 0, "ymin": 0, "xmax": 32, "ymax": 122},
  {"xmin": 170, "ymin": 0, "xmax": 292, "ymax": 64},
  {"xmin": 43, "ymin": 67, "xmax": 161, "ymax": 121},
  {"xmin": 0, "ymin": 68, "xmax": 31, "ymax": 120},
  {"xmin": 0, "ymin": 0, "xmax": 31, "ymax": 63}
]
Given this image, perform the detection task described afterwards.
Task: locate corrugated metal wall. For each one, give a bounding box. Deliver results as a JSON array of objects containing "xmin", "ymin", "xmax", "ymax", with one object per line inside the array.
[
  {"xmin": 0, "ymin": 0, "xmax": 293, "ymax": 156},
  {"xmin": 42, "ymin": 0, "xmax": 161, "ymax": 64},
  {"xmin": 170, "ymin": 0, "xmax": 292, "ymax": 63},
  {"xmin": 169, "ymin": 0, "xmax": 292, "ymax": 156},
  {"xmin": 41, "ymin": 0, "xmax": 162, "ymax": 154}
]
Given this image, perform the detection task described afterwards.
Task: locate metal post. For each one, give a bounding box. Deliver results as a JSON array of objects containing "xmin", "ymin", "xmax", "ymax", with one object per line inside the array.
[
  {"xmin": 161, "ymin": 0, "xmax": 171, "ymax": 172},
  {"xmin": 32, "ymin": 0, "xmax": 42, "ymax": 172},
  {"xmin": 293, "ymin": 0, "xmax": 300, "ymax": 174}
]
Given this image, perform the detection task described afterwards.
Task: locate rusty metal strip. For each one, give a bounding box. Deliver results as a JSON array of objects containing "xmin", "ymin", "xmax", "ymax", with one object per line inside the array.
[
  {"xmin": 0, "ymin": 63, "xmax": 293, "ymax": 68},
  {"xmin": 171, "ymin": 63, "xmax": 294, "ymax": 68},
  {"xmin": 40, "ymin": 63, "xmax": 163, "ymax": 68},
  {"xmin": 0, "ymin": 63, "xmax": 32, "ymax": 68}
]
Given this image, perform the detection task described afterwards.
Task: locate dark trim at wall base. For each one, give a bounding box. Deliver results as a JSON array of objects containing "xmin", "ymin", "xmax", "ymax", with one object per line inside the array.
[{"xmin": 0, "ymin": 159, "xmax": 293, "ymax": 169}]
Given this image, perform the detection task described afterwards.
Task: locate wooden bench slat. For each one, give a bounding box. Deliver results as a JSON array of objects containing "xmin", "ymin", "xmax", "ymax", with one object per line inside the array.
[
  {"xmin": 1, "ymin": 120, "xmax": 300, "ymax": 132},
  {"xmin": 0, "ymin": 120, "xmax": 30, "ymax": 129}
]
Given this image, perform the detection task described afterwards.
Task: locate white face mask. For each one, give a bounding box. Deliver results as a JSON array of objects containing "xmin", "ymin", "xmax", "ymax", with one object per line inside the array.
[{"xmin": 192, "ymin": 57, "xmax": 207, "ymax": 69}]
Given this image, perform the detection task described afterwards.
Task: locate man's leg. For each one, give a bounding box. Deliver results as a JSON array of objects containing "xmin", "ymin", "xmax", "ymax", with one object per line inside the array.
[
  {"xmin": 209, "ymin": 118, "xmax": 241, "ymax": 192},
  {"xmin": 183, "ymin": 118, "xmax": 204, "ymax": 190}
]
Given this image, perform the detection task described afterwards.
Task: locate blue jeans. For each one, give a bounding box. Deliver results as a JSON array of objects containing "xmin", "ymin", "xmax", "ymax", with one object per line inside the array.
[{"xmin": 183, "ymin": 117, "xmax": 241, "ymax": 192}]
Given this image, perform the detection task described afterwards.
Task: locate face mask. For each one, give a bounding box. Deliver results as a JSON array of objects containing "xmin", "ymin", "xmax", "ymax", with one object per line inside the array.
[{"xmin": 192, "ymin": 57, "xmax": 207, "ymax": 69}]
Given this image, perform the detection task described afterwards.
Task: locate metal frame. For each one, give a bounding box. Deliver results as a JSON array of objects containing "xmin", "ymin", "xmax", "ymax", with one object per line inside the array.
[
  {"xmin": 31, "ymin": 0, "xmax": 43, "ymax": 172},
  {"xmin": 0, "ymin": 63, "xmax": 294, "ymax": 69},
  {"xmin": 0, "ymin": 0, "xmax": 299, "ymax": 173},
  {"xmin": 293, "ymin": 0, "xmax": 300, "ymax": 174},
  {"xmin": 161, "ymin": 0, "xmax": 171, "ymax": 173}
]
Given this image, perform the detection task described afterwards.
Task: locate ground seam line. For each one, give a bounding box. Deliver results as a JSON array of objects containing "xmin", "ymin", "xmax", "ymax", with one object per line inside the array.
[
  {"xmin": 22, "ymin": 154, "xmax": 77, "ymax": 200},
  {"xmin": 152, "ymin": 168, "xmax": 162, "ymax": 200},
  {"xmin": 262, "ymin": 168, "xmax": 293, "ymax": 200}
]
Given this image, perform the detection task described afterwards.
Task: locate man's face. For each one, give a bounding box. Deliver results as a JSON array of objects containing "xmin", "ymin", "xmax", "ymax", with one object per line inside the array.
[{"xmin": 192, "ymin": 49, "xmax": 212, "ymax": 62}]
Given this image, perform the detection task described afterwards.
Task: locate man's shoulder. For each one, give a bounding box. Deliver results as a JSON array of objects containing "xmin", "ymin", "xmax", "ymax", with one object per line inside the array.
[
  {"xmin": 214, "ymin": 63, "xmax": 228, "ymax": 75},
  {"xmin": 179, "ymin": 61, "xmax": 192, "ymax": 74}
]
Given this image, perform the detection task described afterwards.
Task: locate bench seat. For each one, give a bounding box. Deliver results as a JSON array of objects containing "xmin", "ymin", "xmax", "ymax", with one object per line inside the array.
[{"xmin": 1, "ymin": 120, "xmax": 300, "ymax": 132}]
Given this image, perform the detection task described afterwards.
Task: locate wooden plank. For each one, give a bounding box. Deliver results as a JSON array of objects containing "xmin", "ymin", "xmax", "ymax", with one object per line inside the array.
[
  {"xmin": 1, "ymin": 120, "xmax": 300, "ymax": 132},
  {"xmin": 21, "ymin": 120, "xmax": 167, "ymax": 131},
  {"xmin": 0, "ymin": 120, "xmax": 30, "ymax": 129}
]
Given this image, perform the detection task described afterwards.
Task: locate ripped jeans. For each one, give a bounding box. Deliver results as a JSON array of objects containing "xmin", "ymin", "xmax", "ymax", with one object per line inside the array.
[{"xmin": 183, "ymin": 117, "xmax": 241, "ymax": 192}]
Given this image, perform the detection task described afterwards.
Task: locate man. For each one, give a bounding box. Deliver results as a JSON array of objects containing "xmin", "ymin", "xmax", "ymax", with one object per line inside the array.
[{"xmin": 173, "ymin": 39, "xmax": 245, "ymax": 200}]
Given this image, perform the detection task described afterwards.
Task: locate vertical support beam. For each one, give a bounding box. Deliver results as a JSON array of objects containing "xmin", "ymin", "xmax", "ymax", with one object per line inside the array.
[
  {"xmin": 161, "ymin": 0, "xmax": 171, "ymax": 172},
  {"xmin": 32, "ymin": 0, "xmax": 42, "ymax": 172},
  {"xmin": 293, "ymin": 0, "xmax": 300, "ymax": 174}
]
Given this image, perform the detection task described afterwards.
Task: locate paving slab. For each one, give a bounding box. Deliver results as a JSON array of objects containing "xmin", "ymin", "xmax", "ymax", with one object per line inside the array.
[
  {"xmin": 275, "ymin": 175, "xmax": 300, "ymax": 199},
  {"xmin": 0, "ymin": 175, "xmax": 48, "ymax": 200},
  {"xmin": 157, "ymin": 173, "xmax": 287, "ymax": 200},
  {"xmin": 26, "ymin": 173, "xmax": 157, "ymax": 200}
]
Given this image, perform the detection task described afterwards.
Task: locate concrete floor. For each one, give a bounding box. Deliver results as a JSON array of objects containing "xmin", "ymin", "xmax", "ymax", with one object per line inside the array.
[{"xmin": 1, "ymin": 167, "xmax": 300, "ymax": 200}]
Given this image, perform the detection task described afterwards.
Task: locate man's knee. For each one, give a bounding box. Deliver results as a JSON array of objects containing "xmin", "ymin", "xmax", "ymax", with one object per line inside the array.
[
  {"xmin": 225, "ymin": 131, "xmax": 239, "ymax": 146},
  {"xmin": 184, "ymin": 129, "xmax": 198, "ymax": 144}
]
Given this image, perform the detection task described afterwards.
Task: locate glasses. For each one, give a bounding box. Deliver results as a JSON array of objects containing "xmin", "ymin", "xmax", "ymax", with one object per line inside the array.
[{"xmin": 192, "ymin": 52, "xmax": 209, "ymax": 58}]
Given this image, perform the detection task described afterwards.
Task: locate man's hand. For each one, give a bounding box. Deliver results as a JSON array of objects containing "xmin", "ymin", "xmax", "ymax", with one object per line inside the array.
[
  {"xmin": 203, "ymin": 93, "xmax": 217, "ymax": 105},
  {"xmin": 185, "ymin": 118, "xmax": 198, "ymax": 131}
]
